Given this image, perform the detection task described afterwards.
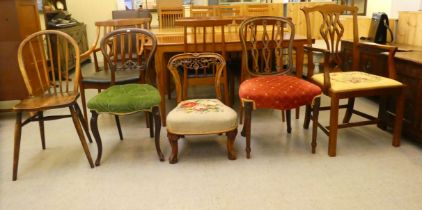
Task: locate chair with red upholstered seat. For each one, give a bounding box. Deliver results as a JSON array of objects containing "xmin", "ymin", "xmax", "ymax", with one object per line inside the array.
[{"xmin": 238, "ymin": 16, "xmax": 322, "ymax": 158}]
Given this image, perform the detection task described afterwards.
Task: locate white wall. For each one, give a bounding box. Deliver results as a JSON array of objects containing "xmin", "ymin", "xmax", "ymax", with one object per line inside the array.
[{"xmin": 366, "ymin": 0, "xmax": 421, "ymax": 18}]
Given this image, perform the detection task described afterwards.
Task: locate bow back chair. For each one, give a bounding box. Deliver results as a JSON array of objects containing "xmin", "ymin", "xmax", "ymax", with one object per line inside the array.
[
  {"xmin": 238, "ymin": 16, "xmax": 322, "ymax": 158},
  {"xmin": 13, "ymin": 30, "xmax": 94, "ymax": 181},
  {"xmin": 173, "ymin": 18, "xmax": 234, "ymax": 105},
  {"xmin": 79, "ymin": 18, "xmax": 151, "ymax": 125},
  {"xmin": 166, "ymin": 53, "xmax": 238, "ymax": 164},
  {"xmin": 88, "ymin": 28, "xmax": 164, "ymax": 166},
  {"xmin": 301, "ymin": 4, "xmax": 405, "ymax": 156},
  {"xmin": 158, "ymin": 6, "xmax": 184, "ymax": 28}
]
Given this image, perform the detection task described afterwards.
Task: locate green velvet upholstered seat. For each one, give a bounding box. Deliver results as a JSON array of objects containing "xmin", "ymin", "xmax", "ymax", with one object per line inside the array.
[{"xmin": 88, "ymin": 84, "xmax": 161, "ymax": 114}]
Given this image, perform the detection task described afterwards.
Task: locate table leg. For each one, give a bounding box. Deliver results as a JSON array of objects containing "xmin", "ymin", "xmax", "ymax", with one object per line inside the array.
[{"xmin": 155, "ymin": 50, "xmax": 167, "ymax": 126}]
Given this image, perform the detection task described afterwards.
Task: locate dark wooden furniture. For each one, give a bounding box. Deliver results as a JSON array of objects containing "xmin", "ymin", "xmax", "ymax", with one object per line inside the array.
[
  {"xmin": 174, "ymin": 18, "xmax": 233, "ymax": 105},
  {"xmin": 342, "ymin": 41, "xmax": 422, "ymax": 141},
  {"xmin": 13, "ymin": 30, "xmax": 94, "ymax": 181},
  {"xmin": 238, "ymin": 16, "xmax": 322, "ymax": 158},
  {"xmin": 43, "ymin": 1, "xmax": 90, "ymax": 72},
  {"xmin": 79, "ymin": 18, "xmax": 151, "ymax": 124},
  {"xmin": 89, "ymin": 28, "xmax": 164, "ymax": 166},
  {"xmin": 166, "ymin": 53, "xmax": 237, "ymax": 163},
  {"xmin": 302, "ymin": 4, "xmax": 405, "ymax": 157},
  {"xmin": 51, "ymin": 23, "xmax": 89, "ymax": 71},
  {"xmin": 0, "ymin": 0, "xmax": 42, "ymax": 102}
]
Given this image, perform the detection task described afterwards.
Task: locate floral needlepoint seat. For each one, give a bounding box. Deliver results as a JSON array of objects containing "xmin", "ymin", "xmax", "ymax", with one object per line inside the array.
[
  {"xmin": 167, "ymin": 99, "xmax": 238, "ymax": 135},
  {"xmin": 311, "ymin": 71, "xmax": 403, "ymax": 93}
]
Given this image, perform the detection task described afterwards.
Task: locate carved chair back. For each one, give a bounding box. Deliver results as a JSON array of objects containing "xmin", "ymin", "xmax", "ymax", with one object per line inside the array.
[
  {"xmin": 17, "ymin": 30, "xmax": 80, "ymax": 97},
  {"xmin": 302, "ymin": 4, "xmax": 359, "ymax": 73},
  {"xmin": 167, "ymin": 53, "xmax": 226, "ymax": 103},
  {"xmin": 239, "ymin": 16, "xmax": 295, "ymax": 77},
  {"xmin": 100, "ymin": 28, "xmax": 157, "ymax": 85}
]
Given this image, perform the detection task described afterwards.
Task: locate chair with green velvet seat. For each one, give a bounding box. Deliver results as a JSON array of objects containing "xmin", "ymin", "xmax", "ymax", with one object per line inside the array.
[{"xmin": 88, "ymin": 28, "xmax": 164, "ymax": 166}]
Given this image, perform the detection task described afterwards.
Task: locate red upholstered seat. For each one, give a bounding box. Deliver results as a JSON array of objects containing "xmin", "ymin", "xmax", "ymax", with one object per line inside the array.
[{"xmin": 239, "ymin": 75, "xmax": 322, "ymax": 110}]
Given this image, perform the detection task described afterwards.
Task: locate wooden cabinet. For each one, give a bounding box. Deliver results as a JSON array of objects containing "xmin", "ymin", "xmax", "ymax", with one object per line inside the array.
[
  {"xmin": 341, "ymin": 40, "xmax": 422, "ymax": 141},
  {"xmin": 51, "ymin": 24, "xmax": 89, "ymax": 72},
  {"xmin": 0, "ymin": 0, "xmax": 42, "ymax": 101}
]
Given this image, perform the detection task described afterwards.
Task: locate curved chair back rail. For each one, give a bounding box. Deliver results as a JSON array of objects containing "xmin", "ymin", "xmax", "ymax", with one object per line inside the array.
[
  {"xmin": 167, "ymin": 53, "xmax": 226, "ymax": 103},
  {"xmin": 100, "ymin": 28, "xmax": 157, "ymax": 85},
  {"xmin": 18, "ymin": 30, "xmax": 81, "ymax": 96},
  {"xmin": 239, "ymin": 16, "xmax": 295, "ymax": 77}
]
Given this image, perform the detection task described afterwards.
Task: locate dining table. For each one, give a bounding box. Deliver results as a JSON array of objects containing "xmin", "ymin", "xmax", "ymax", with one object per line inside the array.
[{"xmin": 149, "ymin": 27, "xmax": 309, "ymax": 126}]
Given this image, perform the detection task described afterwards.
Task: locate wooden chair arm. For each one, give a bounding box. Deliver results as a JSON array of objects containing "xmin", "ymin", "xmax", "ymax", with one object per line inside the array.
[{"xmin": 357, "ymin": 42, "xmax": 398, "ymax": 79}]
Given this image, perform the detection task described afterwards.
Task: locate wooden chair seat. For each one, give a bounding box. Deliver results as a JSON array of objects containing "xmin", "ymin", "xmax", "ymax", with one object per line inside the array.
[{"xmin": 14, "ymin": 92, "xmax": 79, "ymax": 111}]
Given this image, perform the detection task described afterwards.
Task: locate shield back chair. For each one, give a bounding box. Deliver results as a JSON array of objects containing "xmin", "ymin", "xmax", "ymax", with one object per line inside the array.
[
  {"xmin": 79, "ymin": 18, "xmax": 151, "ymax": 126},
  {"xmin": 88, "ymin": 28, "xmax": 164, "ymax": 166},
  {"xmin": 301, "ymin": 4, "xmax": 405, "ymax": 156},
  {"xmin": 238, "ymin": 16, "xmax": 322, "ymax": 158},
  {"xmin": 166, "ymin": 53, "xmax": 238, "ymax": 164},
  {"xmin": 13, "ymin": 30, "xmax": 94, "ymax": 181},
  {"xmin": 158, "ymin": 6, "xmax": 184, "ymax": 28},
  {"xmin": 173, "ymin": 18, "xmax": 234, "ymax": 106}
]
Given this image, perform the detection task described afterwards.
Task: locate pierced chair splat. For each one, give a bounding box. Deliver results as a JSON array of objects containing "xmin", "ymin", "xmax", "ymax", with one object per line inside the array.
[
  {"xmin": 301, "ymin": 4, "xmax": 405, "ymax": 156},
  {"xmin": 88, "ymin": 28, "xmax": 164, "ymax": 166},
  {"xmin": 166, "ymin": 53, "xmax": 238, "ymax": 164},
  {"xmin": 238, "ymin": 16, "xmax": 322, "ymax": 158}
]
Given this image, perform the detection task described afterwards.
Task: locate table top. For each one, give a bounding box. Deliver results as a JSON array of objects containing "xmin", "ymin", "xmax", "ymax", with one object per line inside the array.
[{"xmin": 150, "ymin": 28, "xmax": 306, "ymax": 46}]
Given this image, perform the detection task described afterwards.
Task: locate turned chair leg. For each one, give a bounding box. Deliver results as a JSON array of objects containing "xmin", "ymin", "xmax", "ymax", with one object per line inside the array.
[
  {"xmin": 69, "ymin": 105, "xmax": 94, "ymax": 168},
  {"xmin": 38, "ymin": 111, "xmax": 46, "ymax": 149},
  {"xmin": 90, "ymin": 110, "xmax": 102, "ymax": 166},
  {"xmin": 226, "ymin": 128, "xmax": 237, "ymax": 160},
  {"xmin": 114, "ymin": 115, "xmax": 123, "ymax": 140},
  {"xmin": 13, "ymin": 111, "xmax": 23, "ymax": 181},
  {"xmin": 286, "ymin": 109, "xmax": 292, "ymax": 133},
  {"xmin": 74, "ymin": 103, "xmax": 93, "ymax": 143},
  {"xmin": 148, "ymin": 111, "xmax": 154, "ymax": 138},
  {"xmin": 243, "ymin": 101, "xmax": 253, "ymax": 159},
  {"xmin": 303, "ymin": 104, "xmax": 312, "ymax": 129},
  {"xmin": 168, "ymin": 132, "xmax": 180, "ymax": 164},
  {"xmin": 343, "ymin": 97, "xmax": 355, "ymax": 123},
  {"xmin": 239, "ymin": 104, "xmax": 244, "ymax": 125},
  {"xmin": 311, "ymin": 97, "xmax": 321, "ymax": 154},
  {"xmin": 152, "ymin": 106, "xmax": 165, "ymax": 161}
]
